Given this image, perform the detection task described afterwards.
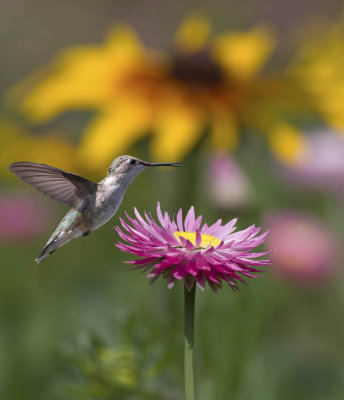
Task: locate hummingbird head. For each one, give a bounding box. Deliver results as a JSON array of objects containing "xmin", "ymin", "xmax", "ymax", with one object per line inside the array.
[{"xmin": 107, "ymin": 155, "xmax": 181, "ymax": 183}]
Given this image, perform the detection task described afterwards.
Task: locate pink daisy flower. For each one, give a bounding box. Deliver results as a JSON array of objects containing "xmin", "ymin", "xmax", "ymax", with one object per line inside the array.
[
  {"xmin": 265, "ymin": 211, "xmax": 338, "ymax": 284},
  {"xmin": 115, "ymin": 203, "xmax": 271, "ymax": 292},
  {"xmin": 0, "ymin": 191, "xmax": 53, "ymax": 243}
]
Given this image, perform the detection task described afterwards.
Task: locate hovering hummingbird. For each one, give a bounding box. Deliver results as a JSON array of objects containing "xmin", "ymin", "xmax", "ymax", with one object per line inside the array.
[{"xmin": 9, "ymin": 155, "xmax": 181, "ymax": 263}]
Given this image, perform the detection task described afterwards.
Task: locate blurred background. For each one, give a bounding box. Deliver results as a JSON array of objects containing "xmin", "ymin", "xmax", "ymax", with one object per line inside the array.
[{"xmin": 1, "ymin": 1, "xmax": 344, "ymax": 399}]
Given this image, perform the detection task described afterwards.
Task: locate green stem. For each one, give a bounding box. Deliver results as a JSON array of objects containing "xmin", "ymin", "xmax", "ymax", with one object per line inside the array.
[{"xmin": 184, "ymin": 284, "xmax": 196, "ymax": 400}]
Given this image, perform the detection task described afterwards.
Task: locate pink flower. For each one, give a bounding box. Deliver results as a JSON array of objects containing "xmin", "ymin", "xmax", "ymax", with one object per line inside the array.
[
  {"xmin": 278, "ymin": 129, "xmax": 344, "ymax": 197},
  {"xmin": 207, "ymin": 152, "xmax": 253, "ymax": 210},
  {"xmin": 115, "ymin": 203, "xmax": 271, "ymax": 292},
  {"xmin": 265, "ymin": 211, "xmax": 338, "ymax": 283},
  {"xmin": 0, "ymin": 191, "xmax": 52, "ymax": 243}
]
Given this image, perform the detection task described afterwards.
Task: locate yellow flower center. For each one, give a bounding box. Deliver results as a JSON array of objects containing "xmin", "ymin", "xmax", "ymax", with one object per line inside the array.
[{"xmin": 173, "ymin": 230, "xmax": 221, "ymax": 248}]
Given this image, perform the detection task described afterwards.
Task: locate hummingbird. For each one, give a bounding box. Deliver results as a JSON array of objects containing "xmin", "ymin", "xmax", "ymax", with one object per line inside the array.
[{"xmin": 9, "ymin": 155, "xmax": 181, "ymax": 263}]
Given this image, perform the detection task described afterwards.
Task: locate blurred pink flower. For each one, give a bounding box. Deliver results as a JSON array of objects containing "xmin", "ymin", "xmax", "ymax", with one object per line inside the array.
[
  {"xmin": 279, "ymin": 129, "xmax": 344, "ymax": 197},
  {"xmin": 0, "ymin": 191, "xmax": 52, "ymax": 243},
  {"xmin": 207, "ymin": 152, "xmax": 253, "ymax": 210},
  {"xmin": 265, "ymin": 211, "xmax": 338, "ymax": 283},
  {"xmin": 115, "ymin": 203, "xmax": 271, "ymax": 292}
]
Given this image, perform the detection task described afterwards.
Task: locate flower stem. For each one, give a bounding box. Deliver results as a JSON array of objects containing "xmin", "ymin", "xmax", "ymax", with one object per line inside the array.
[{"xmin": 184, "ymin": 284, "xmax": 196, "ymax": 400}]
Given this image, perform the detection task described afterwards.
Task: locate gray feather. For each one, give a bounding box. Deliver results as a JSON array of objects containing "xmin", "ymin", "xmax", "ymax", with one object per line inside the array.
[{"xmin": 8, "ymin": 161, "xmax": 98, "ymax": 210}]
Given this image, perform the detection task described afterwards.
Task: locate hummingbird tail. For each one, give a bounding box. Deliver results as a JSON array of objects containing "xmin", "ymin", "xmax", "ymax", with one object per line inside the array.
[
  {"xmin": 34, "ymin": 235, "xmax": 67, "ymax": 263},
  {"xmin": 34, "ymin": 229, "xmax": 79, "ymax": 263}
]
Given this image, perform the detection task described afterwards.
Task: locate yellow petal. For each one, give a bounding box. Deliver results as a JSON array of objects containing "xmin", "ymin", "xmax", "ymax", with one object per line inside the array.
[
  {"xmin": 213, "ymin": 25, "xmax": 275, "ymax": 81},
  {"xmin": 9, "ymin": 26, "xmax": 144, "ymax": 122},
  {"xmin": 0, "ymin": 121, "xmax": 77, "ymax": 178},
  {"xmin": 324, "ymin": 111, "xmax": 344, "ymax": 130},
  {"xmin": 106, "ymin": 24, "xmax": 143, "ymax": 53},
  {"xmin": 210, "ymin": 111, "xmax": 239, "ymax": 150},
  {"xmin": 174, "ymin": 15, "xmax": 212, "ymax": 53},
  {"xmin": 77, "ymin": 97, "xmax": 152, "ymax": 171},
  {"xmin": 152, "ymin": 98, "xmax": 204, "ymax": 161},
  {"xmin": 268, "ymin": 123, "xmax": 307, "ymax": 165},
  {"xmin": 319, "ymin": 85, "xmax": 344, "ymax": 129},
  {"xmin": 291, "ymin": 23, "xmax": 344, "ymax": 130}
]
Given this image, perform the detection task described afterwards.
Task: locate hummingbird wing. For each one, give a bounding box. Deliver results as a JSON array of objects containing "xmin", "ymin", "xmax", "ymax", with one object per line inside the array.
[{"xmin": 9, "ymin": 161, "xmax": 98, "ymax": 210}]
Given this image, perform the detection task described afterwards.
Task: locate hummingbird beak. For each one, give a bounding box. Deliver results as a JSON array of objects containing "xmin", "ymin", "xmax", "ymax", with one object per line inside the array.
[{"xmin": 140, "ymin": 161, "xmax": 182, "ymax": 167}]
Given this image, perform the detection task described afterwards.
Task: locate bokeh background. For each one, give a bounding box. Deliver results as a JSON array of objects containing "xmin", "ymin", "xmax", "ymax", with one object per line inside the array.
[{"xmin": 1, "ymin": 1, "xmax": 344, "ymax": 399}]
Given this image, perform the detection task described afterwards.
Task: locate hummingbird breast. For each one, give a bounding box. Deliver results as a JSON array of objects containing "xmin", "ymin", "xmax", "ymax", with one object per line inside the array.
[{"xmin": 86, "ymin": 178, "xmax": 125, "ymax": 231}]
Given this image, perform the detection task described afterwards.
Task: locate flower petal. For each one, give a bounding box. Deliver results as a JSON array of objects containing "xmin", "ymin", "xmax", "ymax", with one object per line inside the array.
[
  {"xmin": 152, "ymin": 97, "xmax": 204, "ymax": 161},
  {"xmin": 196, "ymin": 272, "xmax": 206, "ymax": 290},
  {"xmin": 174, "ymin": 14, "xmax": 212, "ymax": 53},
  {"xmin": 77, "ymin": 97, "xmax": 152, "ymax": 171},
  {"xmin": 185, "ymin": 239, "xmax": 195, "ymax": 251},
  {"xmin": 176, "ymin": 208, "xmax": 184, "ymax": 231},
  {"xmin": 195, "ymin": 230, "xmax": 202, "ymax": 247},
  {"xmin": 15, "ymin": 26, "xmax": 144, "ymax": 122},
  {"xmin": 268, "ymin": 123, "xmax": 307, "ymax": 165},
  {"xmin": 213, "ymin": 25, "xmax": 275, "ymax": 81},
  {"xmin": 184, "ymin": 206, "xmax": 196, "ymax": 232},
  {"xmin": 173, "ymin": 264, "xmax": 188, "ymax": 279}
]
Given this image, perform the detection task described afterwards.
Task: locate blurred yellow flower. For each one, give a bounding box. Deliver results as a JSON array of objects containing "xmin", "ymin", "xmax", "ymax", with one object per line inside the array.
[
  {"xmin": 290, "ymin": 19, "xmax": 344, "ymax": 130},
  {"xmin": 9, "ymin": 16, "xmax": 325, "ymax": 169},
  {"xmin": 0, "ymin": 120, "xmax": 77, "ymax": 179},
  {"xmin": 268, "ymin": 123, "xmax": 307, "ymax": 165}
]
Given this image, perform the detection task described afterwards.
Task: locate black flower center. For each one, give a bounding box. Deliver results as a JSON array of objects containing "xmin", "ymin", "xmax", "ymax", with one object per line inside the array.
[{"xmin": 170, "ymin": 49, "xmax": 224, "ymax": 86}]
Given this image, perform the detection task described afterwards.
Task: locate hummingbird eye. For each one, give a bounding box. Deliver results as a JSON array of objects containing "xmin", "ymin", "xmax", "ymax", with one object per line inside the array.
[{"xmin": 130, "ymin": 159, "xmax": 137, "ymax": 165}]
